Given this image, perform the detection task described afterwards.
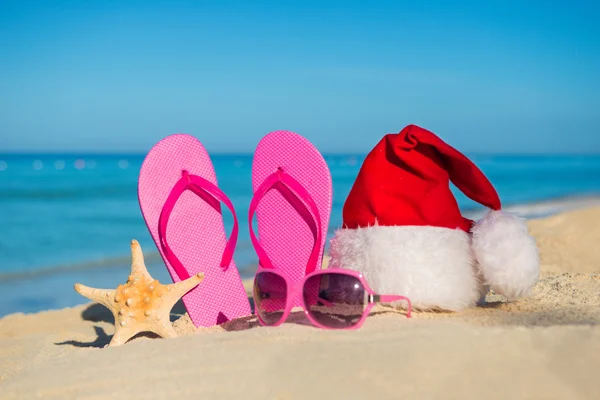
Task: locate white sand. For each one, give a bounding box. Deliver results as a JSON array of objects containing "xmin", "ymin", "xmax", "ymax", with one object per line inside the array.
[{"xmin": 1, "ymin": 207, "xmax": 599, "ymax": 399}]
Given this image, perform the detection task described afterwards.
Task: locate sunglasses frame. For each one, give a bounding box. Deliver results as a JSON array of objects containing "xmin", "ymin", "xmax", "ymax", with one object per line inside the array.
[{"xmin": 253, "ymin": 267, "xmax": 412, "ymax": 330}]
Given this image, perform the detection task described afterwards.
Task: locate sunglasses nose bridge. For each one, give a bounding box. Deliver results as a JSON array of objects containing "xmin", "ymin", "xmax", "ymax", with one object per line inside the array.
[{"xmin": 289, "ymin": 281, "xmax": 305, "ymax": 303}]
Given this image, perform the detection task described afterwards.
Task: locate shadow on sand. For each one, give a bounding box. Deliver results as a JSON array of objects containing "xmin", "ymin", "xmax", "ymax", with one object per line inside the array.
[
  {"xmin": 54, "ymin": 295, "xmax": 414, "ymax": 348},
  {"xmin": 53, "ymin": 300, "xmax": 190, "ymax": 348}
]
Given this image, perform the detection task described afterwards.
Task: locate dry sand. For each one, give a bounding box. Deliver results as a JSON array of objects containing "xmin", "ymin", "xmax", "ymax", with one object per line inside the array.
[{"xmin": 1, "ymin": 207, "xmax": 599, "ymax": 399}]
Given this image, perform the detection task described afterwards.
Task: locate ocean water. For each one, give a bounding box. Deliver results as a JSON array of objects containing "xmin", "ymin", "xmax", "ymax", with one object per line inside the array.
[{"xmin": 1, "ymin": 153, "xmax": 600, "ymax": 317}]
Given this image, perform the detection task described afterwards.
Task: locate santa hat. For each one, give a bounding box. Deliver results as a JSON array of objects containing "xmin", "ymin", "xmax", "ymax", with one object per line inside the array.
[{"xmin": 329, "ymin": 124, "xmax": 539, "ymax": 311}]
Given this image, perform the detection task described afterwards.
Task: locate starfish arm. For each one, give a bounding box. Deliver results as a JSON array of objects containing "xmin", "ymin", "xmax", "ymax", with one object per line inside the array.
[
  {"xmin": 74, "ymin": 284, "xmax": 115, "ymax": 307},
  {"xmin": 152, "ymin": 319, "xmax": 178, "ymax": 339},
  {"xmin": 109, "ymin": 324, "xmax": 139, "ymax": 347},
  {"xmin": 163, "ymin": 272, "xmax": 204, "ymax": 307},
  {"xmin": 129, "ymin": 239, "xmax": 153, "ymax": 281}
]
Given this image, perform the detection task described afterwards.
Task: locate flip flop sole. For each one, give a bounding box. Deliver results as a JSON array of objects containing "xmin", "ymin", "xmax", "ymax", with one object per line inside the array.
[
  {"xmin": 139, "ymin": 134, "xmax": 251, "ymax": 327},
  {"xmin": 252, "ymin": 131, "xmax": 332, "ymax": 307}
]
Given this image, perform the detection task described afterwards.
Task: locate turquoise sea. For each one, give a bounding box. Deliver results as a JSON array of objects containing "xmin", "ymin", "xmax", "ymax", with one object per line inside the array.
[{"xmin": 1, "ymin": 153, "xmax": 600, "ymax": 317}]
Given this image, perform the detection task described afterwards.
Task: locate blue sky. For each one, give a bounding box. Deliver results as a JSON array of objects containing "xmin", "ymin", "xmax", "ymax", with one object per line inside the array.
[{"xmin": 0, "ymin": 0, "xmax": 598, "ymax": 154}]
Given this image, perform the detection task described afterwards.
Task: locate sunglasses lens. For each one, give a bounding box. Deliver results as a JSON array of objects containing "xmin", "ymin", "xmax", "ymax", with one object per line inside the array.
[
  {"xmin": 254, "ymin": 271, "xmax": 288, "ymax": 326},
  {"xmin": 302, "ymin": 273, "xmax": 366, "ymax": 329}
]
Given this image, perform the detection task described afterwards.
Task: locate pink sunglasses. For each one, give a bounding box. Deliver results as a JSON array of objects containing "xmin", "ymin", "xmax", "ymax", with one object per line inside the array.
[{"xmin": 253, "ymin": 268, "xmax": 412, "ymax": 329}]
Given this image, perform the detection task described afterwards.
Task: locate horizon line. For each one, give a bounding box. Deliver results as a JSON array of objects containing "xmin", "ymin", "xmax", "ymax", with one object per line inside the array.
[{"xmin": 1, "ymin": 151, "xmax": 600, "ymax": 157}]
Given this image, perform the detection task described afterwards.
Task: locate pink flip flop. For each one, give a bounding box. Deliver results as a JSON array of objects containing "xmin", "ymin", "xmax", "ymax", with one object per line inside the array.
[
  {"xmin": 138, "ymin": 134, "xmax": 251, "ymax": 327},
  {"xmin": 249, "ymin": 131, "xmax": 332, "ymax": 308}
]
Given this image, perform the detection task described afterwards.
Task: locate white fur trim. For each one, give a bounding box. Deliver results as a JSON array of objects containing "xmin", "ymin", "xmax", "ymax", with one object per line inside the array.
[
  {"xmin": 471, "ymin": 210, "xmax": 539, "ymax": 300},
  {"xmin": 329, "ymin": 224, "xmax": 482, "ymax": 311}
]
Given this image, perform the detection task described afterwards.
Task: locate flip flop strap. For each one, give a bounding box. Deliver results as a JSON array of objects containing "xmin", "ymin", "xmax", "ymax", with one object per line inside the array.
[
  {"xmin": 248, "ymin": 169, "xmax": 322, "ymax": 275},
  {"xmin": 158, "ymin": 170, "xmax": 238, "ymax": 280}
]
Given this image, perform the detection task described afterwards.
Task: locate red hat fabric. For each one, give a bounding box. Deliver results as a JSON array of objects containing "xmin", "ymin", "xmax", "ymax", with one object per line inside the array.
[
  {"xmin": 343, "ymin": 124, "xmax": 501, "ymax": 233},
  {"xmin": 332, "ymin": 124, "xmax": 539, "ymax": 310}
]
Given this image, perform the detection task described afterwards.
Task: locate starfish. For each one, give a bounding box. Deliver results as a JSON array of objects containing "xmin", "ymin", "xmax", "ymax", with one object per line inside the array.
[{"xmin": 74, "ymin": 239, "xmax": 204, "ymax": 347}]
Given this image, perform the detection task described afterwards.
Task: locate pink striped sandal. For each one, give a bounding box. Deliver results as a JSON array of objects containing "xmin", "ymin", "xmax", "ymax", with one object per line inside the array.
[
  {"xmin": 249, "ymin": 131, "xmax": 332, "ymax": 309},
  {"xmin": 138, "ymin": 134, "xmax": 251, "ymax": 327}
]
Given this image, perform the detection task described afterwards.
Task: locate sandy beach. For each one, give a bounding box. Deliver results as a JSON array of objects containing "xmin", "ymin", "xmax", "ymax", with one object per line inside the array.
[{"xmin": 1, "ymin": 207, "xmax": 599, "ymax": 399}]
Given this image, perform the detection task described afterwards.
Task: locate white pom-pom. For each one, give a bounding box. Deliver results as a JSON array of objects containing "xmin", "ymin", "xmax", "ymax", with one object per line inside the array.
[{"xmin": 471, "ymin": 210, "xmax": 539, "ymax": 299}]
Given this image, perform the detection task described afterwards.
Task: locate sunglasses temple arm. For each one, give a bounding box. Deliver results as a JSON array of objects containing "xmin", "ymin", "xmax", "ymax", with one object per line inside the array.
[{"xmin": 373, "ymin": 295, "xmax": 412, "ymax": 318}]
